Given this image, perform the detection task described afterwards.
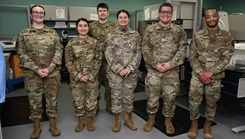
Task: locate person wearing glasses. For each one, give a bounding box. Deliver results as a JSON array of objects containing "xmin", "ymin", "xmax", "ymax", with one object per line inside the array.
[
  {"xmin": 142, "ymin": 2, "xmax": 188, "ymax": 134},
  {"xmin": 16, "ymin": 5, "xmax": 63, "ymax": 139},
  {"xmin": 187, "ymin": 8, "xmax": 234, "ymax": 139},
  {"xmin": 89, "ymin": 3, "xmax": 116, "ymax": 115},
  {"xmin": 105, "ymin": 9, "xmax": 141, "ymax": 132},
  {"xmin": 65, "ymin": 18, "xmax": 102, "ymax": 132}
]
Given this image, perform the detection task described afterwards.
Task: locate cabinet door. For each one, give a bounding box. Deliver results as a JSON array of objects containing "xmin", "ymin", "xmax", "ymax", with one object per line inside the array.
[
  {"xmin": 222, "ymin": 70, "xmax": 244, "ymax": 98},
  {"xmin": 69, "ymin": 7, "xmax": 97, "ymax": 21}
]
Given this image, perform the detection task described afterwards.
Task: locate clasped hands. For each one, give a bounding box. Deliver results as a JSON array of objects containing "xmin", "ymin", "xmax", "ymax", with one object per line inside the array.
[
  {"xmin": 80, "ymin": 76, "xmax": 88, "ymax": 82},
  {"xmin": 156, "ymin": 62, "xmax": 171, "ymax": 72},
  {"xmin": 120, "ymin": 68, "xmax": 131, "ymax": 77},
  {"xmin": 199, "ymin": 71, "xmax": 213, "ymax": 84},
  {"xmin": 37, "ymin": 68, "xmax": 50, "ymax": 78}
]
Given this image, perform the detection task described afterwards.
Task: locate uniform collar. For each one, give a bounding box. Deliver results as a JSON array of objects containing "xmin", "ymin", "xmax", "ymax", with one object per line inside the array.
[
  {"xmin": 95, "ymin": 20, "xmax": 111, "ymax": 28},
  {"xmin": 115, "ymin": 26, "xmax": 133, "ymax": 34},
  {"xmin": 203, "ymin": 27, "xmax": 222, "ymax": 36},
  {"xmin": 156, "ymin": 22, "xmax": 173, "ymax": 30},
  {"xmin": 29, "ymin": 25, "xmax": 49, "ymax": 32}
]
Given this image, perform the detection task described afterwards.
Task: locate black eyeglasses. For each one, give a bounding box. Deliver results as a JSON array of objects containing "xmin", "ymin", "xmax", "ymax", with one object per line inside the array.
[
  {"xmin": 32, "ymin": 11, "xmax": 45, "ymax": 15},
  {"xmin": 159, "ymin": 11, "xmax": 173, "ymax": 15}
]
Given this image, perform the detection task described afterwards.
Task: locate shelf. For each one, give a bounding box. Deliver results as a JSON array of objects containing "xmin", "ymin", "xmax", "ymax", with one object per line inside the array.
[{"xmin": 51, "ymin": 27, "xmax": 75, "ymax": 29}]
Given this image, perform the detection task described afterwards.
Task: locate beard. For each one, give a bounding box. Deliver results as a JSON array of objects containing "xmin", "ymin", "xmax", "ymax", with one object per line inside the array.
[{"xmin": 206, "ymin": 20, "xmax": 219, "ymax": 28}]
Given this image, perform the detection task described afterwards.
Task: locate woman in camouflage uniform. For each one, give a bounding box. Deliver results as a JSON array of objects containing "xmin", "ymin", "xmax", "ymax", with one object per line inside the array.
[
  {"xmin": 16, "ymin": 5, "xmax": 63, "ymax": 139},
  {"xmin": 105, "ymin": 9, "xmax": 142, "ymax": 132},
  {"xmin": 65, "ymin": 18, "xmax": 102, "ymax": 132}
]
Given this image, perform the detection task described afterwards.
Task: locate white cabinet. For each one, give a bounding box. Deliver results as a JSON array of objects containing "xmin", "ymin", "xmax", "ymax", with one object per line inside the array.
[{"xmin": 69, "ymin": 7, "xmax": 97, "ymax": 21}]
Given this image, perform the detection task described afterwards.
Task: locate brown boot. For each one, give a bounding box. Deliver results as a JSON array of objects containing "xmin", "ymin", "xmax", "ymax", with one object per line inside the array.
[
  {"xmin": 87, "ymin": 117, "xmax": 95, "ymax": 131},
  {"xmin": 106, "ymin": 100, "xmax": 112, "ymax": 114},
  {"xmin": 75, "ymin": 116, "xmax": 85, "ymax": 132},
  {"xmin": 112, "ymin": 113, "xmax": 121, "ymax": 132},
  {"xmin": 165, "ymin": 117, "xmax": 175, "ymax": 134},
  {"xmin": 124, "ymin": 112, "xmax": 137, "ymax": 131},
  {"xmin": 204, "ymin": 120, "xmax": 214, "ymax": 139},
  {"xmin": 49, "ymin": 117, "xmax": 61, "ymax": 136},
  {"xmin": 30, "ymin": 119, "xmax": 42, "ymax": 139},
  {"xmin": 187, "ymin": 119, "xmax": 198, "ymax": 139},
  {"xmin": 143, "ymin": 113, "xmax": 155, "ymax": 132}
]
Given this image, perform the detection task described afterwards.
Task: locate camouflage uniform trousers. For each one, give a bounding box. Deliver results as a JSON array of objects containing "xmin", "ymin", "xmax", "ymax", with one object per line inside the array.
[
  {"xmin": 189, "ymin": 75, "xmax": 221, "ymax": 121},
  {"xmin": 23, "ymin": 69, "xmax": 61, "ymax": 121},
  {"xmin": 145, "ymin": 68, "xmax": 179, "ymax": 118},
  {"xmin": 107, "ymin": 70, "xmax": 138, "ymax": 114},
  {"xmin": 98, "ymin": 61, "xmax": 111, "ymax": 101},
  {"xmin": 70, "ymin": 78, "xmax": 99, "ymax": 118}
]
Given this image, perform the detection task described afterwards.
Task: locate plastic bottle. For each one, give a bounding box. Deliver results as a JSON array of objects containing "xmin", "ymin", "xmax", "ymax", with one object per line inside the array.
[{"xmin": 9, "ymin": 68, "xmax": 13, "ymax": 79}]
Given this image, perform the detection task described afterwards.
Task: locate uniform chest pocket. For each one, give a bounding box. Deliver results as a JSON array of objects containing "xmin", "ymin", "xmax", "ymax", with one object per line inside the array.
[
  {"xmin": 149, "ymin": 35, "xmax": 162, "ymax": 46},
  {"xmin": 73, "ymin": 45, "xmax": 95, "ymax": 60},
  {"xmin": 126, "ymin": 39, "xmax": 137, "ymax": 53},
  {"xmin": 214, "ymin": 38, "xmax": 228, "ymax": 53},
  {"xmin": 71, "ymin": 45, "xmax": 83, "ymax": 58},
  {"xmin": 24, "ymin": 33, "xmax": 56, "ymax": 52},
  {"xmin": 214, "ymin": 46, "xmax": 227, "ymax": 54}
]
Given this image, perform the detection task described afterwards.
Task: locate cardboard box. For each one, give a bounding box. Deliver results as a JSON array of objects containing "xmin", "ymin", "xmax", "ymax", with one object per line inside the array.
[{"xmin": 10, "ymin": 54, "xmax": 23, "ymax": 78}]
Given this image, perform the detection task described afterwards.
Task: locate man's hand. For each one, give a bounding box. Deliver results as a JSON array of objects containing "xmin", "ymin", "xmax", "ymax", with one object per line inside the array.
[
  {"xmin": 120, "ymin": 68, "xmax": 131, "ymax": 77},
  {"xmin": 80, "ymin": 75, "xmax": 88, "ymax": 82},
  {"xmin": 199, "ymin": 71, "xmax": 213, "ymax": 84},
  {"xmin": 162, "ymin": 62, "xmax": 171, "ymax": 71},
  {"xmin": 156, "ymin": 64, "xmax": 165, "ymax": 72},
  {"xmin": 156, "ymin": 62, "xmax": 171, "ymax": 72}
]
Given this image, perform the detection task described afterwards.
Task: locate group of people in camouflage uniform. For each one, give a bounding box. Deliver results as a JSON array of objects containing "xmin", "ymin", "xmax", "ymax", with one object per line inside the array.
[{"xmin": 16, "ymin": 2, "xmax": 234, "ymax": 139}]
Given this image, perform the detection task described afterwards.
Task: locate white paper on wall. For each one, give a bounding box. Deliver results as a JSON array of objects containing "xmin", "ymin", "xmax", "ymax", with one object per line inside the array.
[
  {"xmin": 56, "ymin": 7, "xmax": 65, "ymax": 19},
  {"xmin": 172, "ymin": 5, "xmax": 177, "ymax": 21},
  {"xmin": 151, "ymin": 10, "xmax": 158, "ymax": 20},
  {"xmin": 90, "ymin": 13, "xmax": 98, "ymax": 21},
  {"xmin": 144, "ymin": 8, "xmax": 150, "ymax": 20}
]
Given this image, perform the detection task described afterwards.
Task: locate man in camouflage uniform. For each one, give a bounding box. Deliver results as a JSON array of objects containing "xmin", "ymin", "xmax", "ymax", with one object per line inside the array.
[
  {"xmin": 16, "ymin": 5, "xmax": 63, "ymax": 139},
  {"xmin": 142, "ymin": 2, "xmax": 188, "ymax": 134},
  {"xmin": 187, "ymin": 8, "xmax": 234, "ymax": 139},
  {"xmin": 89, "ymin": 3, "xmax": 116, "ymax": 115},
  {"xmin": 105, "ymin": 10, "xmax": 141, "ymax": 132},
  {"xmin": 65, "ymin": 18, "xmax": 102, "ymax": 132}
]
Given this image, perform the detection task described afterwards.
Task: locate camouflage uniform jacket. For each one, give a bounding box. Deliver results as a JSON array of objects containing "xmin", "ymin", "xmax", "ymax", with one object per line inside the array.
[
  {"xmin": 142, "ymin": 23, "xmax": 188, "ymax": 70},
  {"xmin": 190, "ymin": 27, "xmax": 234, "ymax": 79},
  {"xmin": 65, "ymin": 36, "xmax": 102, "ymax": 82},
  {"xmin": 16, "ymin": 25, "xmax": 63, "ymax": 73},
  {"xmin": 89, "ymin": 20, "xmax": 116, "ymax": 62},
  {"xmin": 105, "ymin": 26, "xmax": 142, "ymax": 74}
]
